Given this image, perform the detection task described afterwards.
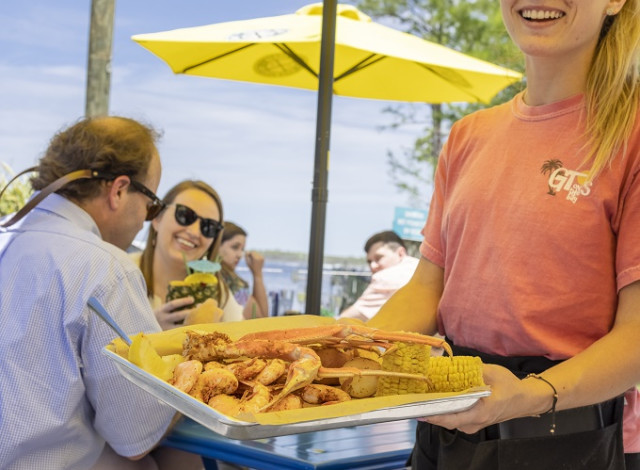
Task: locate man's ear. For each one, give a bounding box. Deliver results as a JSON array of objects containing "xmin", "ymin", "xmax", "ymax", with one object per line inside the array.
[
  {"xmin": 151, "ymin": 213, "xmax": 160, "ymax": 232},
  {"xmin": 397, "ymin": 246, "xmax": 407, "ymax": 258},
  {"xmin": 106, "ymin": 175, "xmax": 131, "ymax": 212}
]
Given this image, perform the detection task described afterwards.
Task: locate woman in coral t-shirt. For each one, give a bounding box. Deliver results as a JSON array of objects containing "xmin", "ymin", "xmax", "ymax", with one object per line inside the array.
[{"xmin": 370, "ymin": 1, "xmax": 640, "ymax": 468}]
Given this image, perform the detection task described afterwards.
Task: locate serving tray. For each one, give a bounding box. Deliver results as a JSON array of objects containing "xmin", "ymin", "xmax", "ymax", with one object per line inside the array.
[{"xmin": 103, "ymin": 348, "xmax": 490, "ymax": 440}]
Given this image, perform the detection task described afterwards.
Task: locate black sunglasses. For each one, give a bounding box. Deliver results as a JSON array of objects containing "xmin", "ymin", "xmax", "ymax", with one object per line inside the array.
[
  {"xmin": 91, "ymin": 170, "xmax": 166, "ymax": 221},
  {"xmin": 129, "ymin": 180, "xmax": 166, "ymax": 221},
  {"xmin": 173, "ymin": 203, "xmax": 223, "ymax": 239}
]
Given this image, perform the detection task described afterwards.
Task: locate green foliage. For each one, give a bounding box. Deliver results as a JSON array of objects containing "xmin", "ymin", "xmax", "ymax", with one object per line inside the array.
[
  {"xmin": 355, "ymin": 0, "xmax": 526, "ymax": 205},
  {"xmin": 0, "ymin": 163, "xmax": 33, "ymax": 217},
  {"xmin": 320, "ymin": 307, "xmax": 337, "ymax": 317}
]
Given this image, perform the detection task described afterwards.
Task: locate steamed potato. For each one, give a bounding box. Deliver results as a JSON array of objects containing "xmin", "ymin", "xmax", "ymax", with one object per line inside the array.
[{"xmin": 339, "ymin": 357, "xmax": 381, "ymax": 398}]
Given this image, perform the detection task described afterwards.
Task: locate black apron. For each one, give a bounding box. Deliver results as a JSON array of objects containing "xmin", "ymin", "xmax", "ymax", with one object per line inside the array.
[{"xmin": 411, "ymin": 341, "xmax": 626, "ymax": 470}]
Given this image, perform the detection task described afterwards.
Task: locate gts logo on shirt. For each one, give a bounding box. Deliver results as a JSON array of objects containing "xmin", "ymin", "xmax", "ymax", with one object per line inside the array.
[{"xmin": 540, "ymin": 159, "xmax": 592, "ymax": 203}]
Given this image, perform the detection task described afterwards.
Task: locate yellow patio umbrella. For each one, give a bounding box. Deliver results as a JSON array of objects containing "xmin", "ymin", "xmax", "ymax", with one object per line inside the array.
[
  {"xmin": 133, "ymin": 3, "xmax": 521, "ymax": 103},
  {"xmin": 132, "ymin": 2, "xmax": 522, "ymax": 314}
]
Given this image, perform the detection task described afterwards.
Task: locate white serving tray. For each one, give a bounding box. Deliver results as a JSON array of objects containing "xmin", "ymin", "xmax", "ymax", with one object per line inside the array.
[{"xmin": 103, "ymin": 348, "xmax": 490, "ymax": 440}]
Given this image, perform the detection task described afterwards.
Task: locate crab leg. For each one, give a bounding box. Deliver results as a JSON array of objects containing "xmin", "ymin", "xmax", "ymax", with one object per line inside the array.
[
  {"xmin": 239, "ymin": 325, "xmax": 452, "ymax": 356},
  {"xmin": 317, "ymin": 366, "xmax": 431, "ymax": 383},
  {"xmin": 350, "ymin": 327, "xmax": 453, "ymax": 357}
]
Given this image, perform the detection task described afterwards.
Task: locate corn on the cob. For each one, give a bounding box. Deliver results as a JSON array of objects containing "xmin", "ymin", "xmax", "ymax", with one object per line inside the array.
[
  {"xmin": 375, "ymin": 342, "xmax": 485, "ymax": 396},
  {"xmin": 376, "ymin": 342, "xmax": 431, "ymax": 396},
  {"xmin": 427, "ymin": 356, "xmax": 484, "ymax": 392}
]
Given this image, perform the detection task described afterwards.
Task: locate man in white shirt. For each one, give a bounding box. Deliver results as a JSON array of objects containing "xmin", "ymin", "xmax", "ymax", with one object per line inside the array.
[{"xmin": 339, "ymin": 230, "xmax": 419, "ymax": 322}]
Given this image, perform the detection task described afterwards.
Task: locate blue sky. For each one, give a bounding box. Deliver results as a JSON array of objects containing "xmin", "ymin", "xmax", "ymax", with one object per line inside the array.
[{"xmin": 0, "ymin": 1, "xmax": 429, "ymax": 258}]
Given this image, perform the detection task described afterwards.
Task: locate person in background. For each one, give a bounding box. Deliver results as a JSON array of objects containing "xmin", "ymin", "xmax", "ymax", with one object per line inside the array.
[
  {"xmin": 219, "ymin": 221, "xmax": 269, "ymax": 319},
  {"xmin": 370, "ymin": 0, "xmax": 640, "ymax": 468},
  {"xmin": 0, "ymin": 116, "xmax": 187, "ymax": 469},
  {"xmin": 134, "ymin": 180, "xmax": 245, "ymax": 329},
  {"xmin": 339, "ymin": 230, "xmax": 418, "ymax": 322}
]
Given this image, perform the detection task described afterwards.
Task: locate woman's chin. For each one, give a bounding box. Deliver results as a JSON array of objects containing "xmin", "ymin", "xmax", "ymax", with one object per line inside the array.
[
  {"xmin": 171, "ymin": 246, "xmax": 203, "ymax": 262},
  {"xmin": 221, "ymin": 260, "xmax": 236, "ymax": 270}
]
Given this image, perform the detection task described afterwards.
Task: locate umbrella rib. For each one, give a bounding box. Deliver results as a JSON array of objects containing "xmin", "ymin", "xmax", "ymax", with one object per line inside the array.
[
  {"xmin": 418, "ymin": 64, "xmax": 485, "ymax": 103},
  {"xmin": 334, "ymin": 54, "xmax": 385, "ymax": 82},
  {"xmin": 181, "ymin": 43, "xmax": 256, "ymax": 74},
  {"xmin": 274, "ymin": 43, "xmax": 319, "ymax": 79}
]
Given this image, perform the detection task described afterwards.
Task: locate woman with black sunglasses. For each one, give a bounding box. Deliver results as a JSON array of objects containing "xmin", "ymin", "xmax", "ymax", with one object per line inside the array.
[{"xmin": 133, "ymin": 179, "xmax": 245, "ymax": 329}]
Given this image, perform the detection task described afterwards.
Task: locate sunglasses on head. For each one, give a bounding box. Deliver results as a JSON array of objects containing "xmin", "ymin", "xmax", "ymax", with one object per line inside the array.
[
  {"xmin": 174, "ymin": 203, "xmax": 223, "ymax": 239},
  {"xmin": 0, "ymin": 168, "xmax": 167, "ymax": 228}
]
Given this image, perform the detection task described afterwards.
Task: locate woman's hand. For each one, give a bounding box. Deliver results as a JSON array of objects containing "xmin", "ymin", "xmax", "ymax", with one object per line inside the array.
[
  {"xmin": 245, "ymin": 251, "xmax": 264, "ymax": 276},
  {"xmin": 245, "ymin": 251, "xmax": 269, "ymax": 317},
  {"xmin": 153, "ymin": 297, "xmax": 194, "ymax": 330},
  {"xmin": 420, "ymin": 364, "xmax": 529, "ymax": 434}
]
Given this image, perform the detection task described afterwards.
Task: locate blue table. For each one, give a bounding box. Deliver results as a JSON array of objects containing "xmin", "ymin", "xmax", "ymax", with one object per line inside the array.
[{"xmin": 163, "ymin": 418, "xmax": 416, "ymax": 470}]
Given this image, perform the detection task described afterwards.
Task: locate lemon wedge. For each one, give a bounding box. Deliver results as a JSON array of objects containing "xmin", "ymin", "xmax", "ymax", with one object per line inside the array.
[
  {"xmin": 161, "ymin": 353, "xmax": 186, "ymax": 370},
  {"xmin": 128, "ymin": 333, "xmax": 174, "ymax": 381}
]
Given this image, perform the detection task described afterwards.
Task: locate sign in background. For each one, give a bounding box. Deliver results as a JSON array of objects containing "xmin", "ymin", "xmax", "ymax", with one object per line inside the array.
[{"xmin": 392, "ymin": 207, "xmax": 429, "ymax": 241}]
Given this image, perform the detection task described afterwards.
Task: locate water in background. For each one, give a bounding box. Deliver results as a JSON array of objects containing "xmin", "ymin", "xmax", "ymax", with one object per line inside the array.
[{"xmin": 236, "ymin": 258, "xmax": 370, "ymax": 317}]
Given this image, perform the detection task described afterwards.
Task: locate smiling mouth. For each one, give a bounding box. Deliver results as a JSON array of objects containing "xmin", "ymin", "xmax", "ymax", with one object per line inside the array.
[
  {"xmin": 520, "ymin": 9, "xmax": 565, "ymax": 21},
  {"xmin": 177, "ymin": 236, "xmax": 197, "ymax": 249}
]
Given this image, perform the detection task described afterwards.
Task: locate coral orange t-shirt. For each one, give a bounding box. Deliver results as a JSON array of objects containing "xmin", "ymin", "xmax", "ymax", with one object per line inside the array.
[{"xmin": 421, "ymin": 92, "xmax": 640, "ymax": 451}]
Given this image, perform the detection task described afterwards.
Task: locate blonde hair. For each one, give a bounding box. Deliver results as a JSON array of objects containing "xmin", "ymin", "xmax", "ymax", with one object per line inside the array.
[{"xmin": 585, "ymin": 0, "xmax": 640, "ymax": 178}]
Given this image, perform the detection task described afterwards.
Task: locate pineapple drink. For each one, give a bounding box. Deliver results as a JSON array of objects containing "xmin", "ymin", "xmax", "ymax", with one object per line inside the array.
[
  {"xmin": 166, "ymin": 260, "xmax": 222, "ymax": 324},
  {"xmin": 166, "ymin": 272, "xmax": 220, "ymax": 305}
]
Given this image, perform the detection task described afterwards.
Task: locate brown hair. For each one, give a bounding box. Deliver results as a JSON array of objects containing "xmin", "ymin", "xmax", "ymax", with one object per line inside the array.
[
  {"xmin": 31, "ymin": 116, "xmax": 161, "ymax": 201},
  {"xmin": 364, "ymin": 230, "xmax": 406, "ymax": 253},
  {"xmin": 139, "ymin": 180, "xmax": 226, "ymax": 300},
  {"xmin": 221, "ymin": 221, "xmax": 247, "ymax": 244}
]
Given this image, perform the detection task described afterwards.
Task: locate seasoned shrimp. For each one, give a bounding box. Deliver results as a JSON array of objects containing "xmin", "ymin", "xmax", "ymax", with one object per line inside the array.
[
  {"xmin": 300, "ymin": 384, "xmax": 351, "ymax": 405},
  {"xmin": 170, "ymin": 360, "xmax": 203, "ymax": 394},
  {"xmin": 208, "ymin": 394, "xmax": 241, "ymax": 417},
  {"xmin": 254, "ymin": 359, "xmax": 287, "ymax": 385},
  {"xmin": 203, "ymin": 360, "xmax": 225, "ymax": 371},
  {"xmin": 267, "ymin": 393, "xmax": 303, "ymax": 412},
  {"xmin": 239, "ymin": 383, "xmax": 271, "ymax": 414},
  {"xmin": 226, "ymin": 358, "xmax": 267, "ymax": 380},
  {"xmin": 190, "ymin": 368, "xmax": 239, "ymax": 403},
  {"xmin": 183, "ymin": 331, "xmax": 322, "ymax": 410}
]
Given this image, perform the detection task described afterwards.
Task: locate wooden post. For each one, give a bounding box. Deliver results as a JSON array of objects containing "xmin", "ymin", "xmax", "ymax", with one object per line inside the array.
[{"xmin": 85, "ymin": 0, "xmax": 115, "ymax": 117}]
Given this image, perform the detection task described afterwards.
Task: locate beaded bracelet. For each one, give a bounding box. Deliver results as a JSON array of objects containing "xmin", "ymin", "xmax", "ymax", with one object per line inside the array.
[{"xmin": 526, "ymin": 373, "xmax": 558, "ymax": 434}]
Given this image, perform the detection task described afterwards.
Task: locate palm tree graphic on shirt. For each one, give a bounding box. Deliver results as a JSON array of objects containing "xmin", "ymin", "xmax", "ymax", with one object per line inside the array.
[{"xmin": 540, "ymin": 159, "xmax": 563, "ymax": 195}]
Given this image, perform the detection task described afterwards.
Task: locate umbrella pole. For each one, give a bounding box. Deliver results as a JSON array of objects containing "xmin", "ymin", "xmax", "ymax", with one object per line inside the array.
[{"xmin": 305, "ymin": 0, "xmax": 338, "ymax": 315}]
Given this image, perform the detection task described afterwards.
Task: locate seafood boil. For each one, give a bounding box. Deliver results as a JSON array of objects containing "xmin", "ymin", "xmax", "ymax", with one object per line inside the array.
[{"xmin": 126, "ymin": 323, "xmax": 485, "ymax": 420}]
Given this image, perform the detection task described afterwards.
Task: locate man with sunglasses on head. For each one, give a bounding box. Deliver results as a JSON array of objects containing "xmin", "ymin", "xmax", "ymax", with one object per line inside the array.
[{"xmin": 0, "ymin": 117, "xmax": 199, "ymax": 469}]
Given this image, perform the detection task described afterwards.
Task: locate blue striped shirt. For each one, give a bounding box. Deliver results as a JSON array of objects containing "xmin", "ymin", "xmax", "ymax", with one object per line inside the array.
[{"xmin": 0, "ymin": 194, "xmax": 175, "ymax": 469}]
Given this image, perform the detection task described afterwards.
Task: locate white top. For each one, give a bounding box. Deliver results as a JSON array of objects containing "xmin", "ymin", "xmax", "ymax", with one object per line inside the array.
[{"xmin": 352, "ymin": 256, "xmax": 420, "ymax": 320}]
